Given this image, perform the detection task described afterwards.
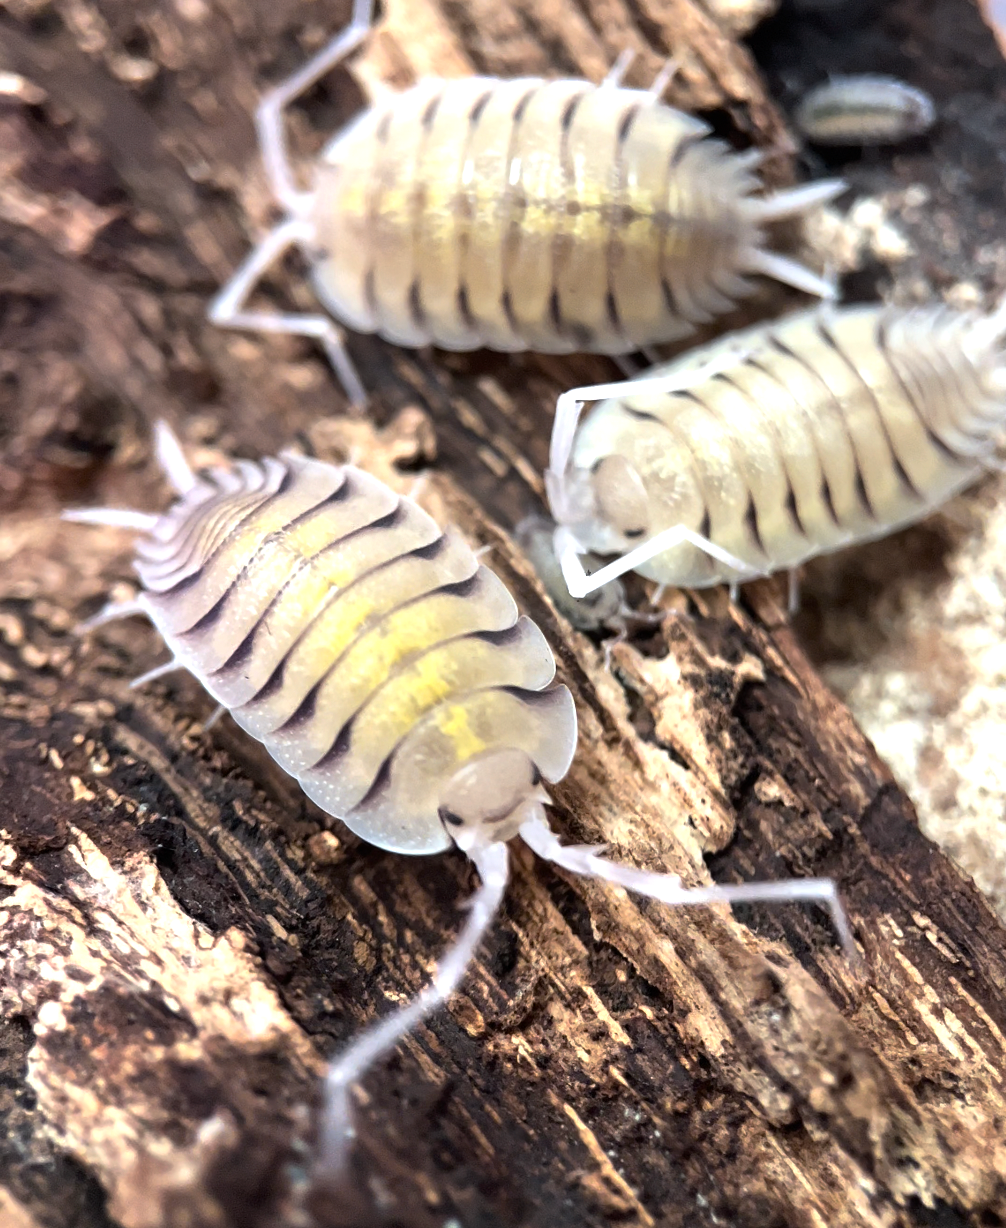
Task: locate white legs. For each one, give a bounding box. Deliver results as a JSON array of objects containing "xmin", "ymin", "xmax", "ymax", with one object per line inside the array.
[
  {"xmin": 600, "ymin": 48, "xmax": 636, "ymax": 89},
  {"xmin": 256, "ymin": 0, "xmax": 375, "ymax": 214},
  {"xmin": 152, "ymin": 420, "xmax": 198, "ymax": 495},
  {"xmin": 600, "ymin": 49, "xmax": 678, "ymax": 99},
  {"xmin": 555, "ymin": 523, "xmax": 757, "ymax": 599},
  {"xmin": 209, "ymin": 0, "xmax": 374, "ymax": 407},
  {"xmin": 61, "ymin": 508, "xmax": 159, "ymax": 532},
  {"xmin": 315, "ymin": 842, "xmax": 510, "ymax": 1178},
  {"xmin": 519, "ymin": 814, "xmax": 857, "ymax": 960},
  {"xmin": 742, "ymin": 247, "xmax": 838, "ymax": 301},
  {"xmin": 207, "ymin": 217, "xmax": 367, "ymax": 409}
]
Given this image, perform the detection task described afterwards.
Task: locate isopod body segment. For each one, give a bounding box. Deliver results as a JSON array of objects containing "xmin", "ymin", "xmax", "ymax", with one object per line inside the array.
[
  {"xmin": 547, "ymin": 301, "xmax": 1006, "ymax": 596},
  {"xmin": 208, "ymin": 0, "xmax": 842, "ymax": 404},
  {"xmin": 64, "ymin": 423, "xmax": 855, "ymax": 1176}
]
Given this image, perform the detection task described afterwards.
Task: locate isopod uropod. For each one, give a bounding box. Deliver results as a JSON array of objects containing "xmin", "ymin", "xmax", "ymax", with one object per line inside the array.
[
  {"xmin": 64, "ymin": 422, "xmax": 854, "ymax": 1175},
  {"xmin": 208, "ymin": 0, "xmax": 841, "ymax": 405},
  {"xmin": 546, "ymin": 301, "xmax": 1006, "ymax": 599}
]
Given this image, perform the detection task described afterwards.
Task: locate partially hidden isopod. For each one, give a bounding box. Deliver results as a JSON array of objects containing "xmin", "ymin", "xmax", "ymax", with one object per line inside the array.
[
  {"xmin": 794, "ymin": 75, "xmax": 936, "ymax": 146},
  {"xmin": 208, "ymin": 0, "xmax": 842, "ymax": 406},
  {"xmin": 64, "ymin": 422, "xmax": 854, "ymax": 1175},
  {"xmin": 546, "ymin": 300, "xmax": 1006, "ymax": 598}
]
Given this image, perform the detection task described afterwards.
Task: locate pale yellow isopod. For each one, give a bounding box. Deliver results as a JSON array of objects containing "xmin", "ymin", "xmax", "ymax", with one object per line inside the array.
[
  {"xmin": 208, "ymin": 0, "xmax": 841, "ymax": 405},
  {"xmin": 63, "ymin": 422, "xmax": 853, "ymax": 1178},
  {"xmin": 546, "ymin": 301, "xmax": 1006, "ymax": 599}
]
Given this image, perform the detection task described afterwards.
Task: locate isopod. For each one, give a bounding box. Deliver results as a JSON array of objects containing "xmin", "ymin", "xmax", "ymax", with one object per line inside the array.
[
  {"xmin": 64, "ymin": 422, "xmax": 854, "ymax": 1175},
  {"xmin": 546, "ymin": 300, "xmax": 1006, "ymax": 598},
  {"xmin": 794, "ymin": 75, "xmax": 936, "ymax": 146},
  {"xmin": 515, "ymin": 514, "xmax": 627, "ymax": 634},
  {"xmin": 208, "ymin": 0, "xmax": 841, "ymax": 405}
]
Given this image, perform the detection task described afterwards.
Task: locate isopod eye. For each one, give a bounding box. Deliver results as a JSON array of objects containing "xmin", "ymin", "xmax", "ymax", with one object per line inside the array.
[{"xmin": 592, "ymin": 455, "xmax": 650, "ymax": 541}]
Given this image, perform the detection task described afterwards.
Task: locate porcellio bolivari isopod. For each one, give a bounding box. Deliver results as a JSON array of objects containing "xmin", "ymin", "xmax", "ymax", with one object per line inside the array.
[
  {"xmin": 546, "ymin": 300, "xmax": 1006, "ymax": 598},
  {"xmin": 794, "ymin": 75, "xmax": 936, "ymax": 146},
  {"xmin": 208, "ymin": 0, "xmax": 842, "ymax": 405},
  {"xmin": 64, "ymin": 422, "xmax": 854, "ymax": 1174}
]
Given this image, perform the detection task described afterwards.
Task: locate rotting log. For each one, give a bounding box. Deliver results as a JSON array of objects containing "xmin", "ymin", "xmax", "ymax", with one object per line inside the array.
[{"xmin": 1, "ymin": 1, "xmax": 1006, "ymax": 1226}]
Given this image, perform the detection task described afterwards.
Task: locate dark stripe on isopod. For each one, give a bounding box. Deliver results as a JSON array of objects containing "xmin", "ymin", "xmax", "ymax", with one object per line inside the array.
[
  {"xmin": 820, "ymin": 476, "xmax": 840, "ymax": 527},
  {"xmin": 812, "ymin": 320, "xmax": 881, "ymax": 520},
  {"xmin": 468, "ymin": 88, "xmax": 494, "ymax": 127},
  {"xmin": 781, "ymin": 485, "xmax": 804, "ymax": 538},
  {"xmin": 551, "ymin": 88, "xmax": 589, "ymax": 344},
  {"xmin": 603, "ymin": 99, "xmax": 641, "ymax": 346},
  {"xmin": 741, "ymin": 355, "xmax": 815, "ymax": 540},
  {"xmin": 744, "ymin": 497, "xmax": 766, "ymax": 555},
  {"xmin": 217, "ymin": 512, "xmax": 454, "ymax": 700},
  {"xmin": 375, "ymin": 109, "xmax": 393, "ymax": 145},
  {"xmin": 821, "ymin": 318, "xmax": 924, "ymax": 502},
  {"xmin": 604, "ymin": 290, "xmax": 622, "ymax": 335},
  {"xmin": 421, "ymin": 89, "xmax": 444, "ymax": 131},
  {"xmin": 363, "ymin": 267, "xmax": 379, "ymax": 322},
  {"xmin": 499, "ymin": 85, "xmax": 541, "ymax": 345},
  {"xmin": 408, "ymin": 279, "xmax": 427, "ymax": 333},
  {"xmin": 271, "ymin": 567, "xmax": 491, "ymax": 750},
  {"xmin": 501, "ymin": 289, "xmax": 518, "ymax": 334},
  {"xmin": 511, "ymin": 84, "xmax": 539, "ymax": 126},
  {"xmin": 617, "ymin": 103, "xmax": 642, "ymax": 146},
  {"xmin": 185, "ymin": 482, "xmax": 395, "ymax": 652},
  {"xmin": 457, "ymin": 284, "xmax": 476, "ymax": 330}
]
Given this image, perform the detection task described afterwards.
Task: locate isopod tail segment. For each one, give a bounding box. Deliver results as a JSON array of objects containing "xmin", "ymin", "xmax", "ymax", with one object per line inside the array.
[
  {"xmin": 317, "ymin": 791, "xmax": 857, "ymax": 1181},
  {"xmin": 207, "ymin": 0, "xmax": 376, "ymax": 410},
  {"xmin": 61, "ymin": 421, "xmax": 858, "ymax": 1189}
]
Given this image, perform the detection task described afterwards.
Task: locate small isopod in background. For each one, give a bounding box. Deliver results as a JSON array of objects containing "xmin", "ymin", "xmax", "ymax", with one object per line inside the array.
[
  {"xmin": 63, "ymin": 422, "xmax": 854, "ymax": 1178},
  {"xmin": 794, "ymin": 75, "xmax": 936, "ymax": 146},
  {"xmin": 546, "ymin": 299, "xmax": 1006, "ymax": 599},
  {"xmin": 208, "ymin": 0, "xmax": 842, "ymax": 405}
]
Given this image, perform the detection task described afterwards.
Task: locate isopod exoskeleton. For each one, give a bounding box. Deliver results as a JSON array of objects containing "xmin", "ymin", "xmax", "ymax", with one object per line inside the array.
[
  {"xmin": 546, "ymin": 300, "xmax": 1006, "ymax": 598},
  {"xmin": 794, "ymin": 75, "xmax": 936, "ymax": 146},
  {"xmin": 63, "ymin": 422, "xmax": 854, "ymax": 1176},
  {"xmin": 208, "ymin": 0, "xmax": 842, "ymax": 405}
]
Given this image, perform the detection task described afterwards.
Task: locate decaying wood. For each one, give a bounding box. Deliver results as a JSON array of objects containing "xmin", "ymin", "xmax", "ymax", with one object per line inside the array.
[{"xmin": 1, "ymin": 1, "xmax": 1006, "ymax": 1226}]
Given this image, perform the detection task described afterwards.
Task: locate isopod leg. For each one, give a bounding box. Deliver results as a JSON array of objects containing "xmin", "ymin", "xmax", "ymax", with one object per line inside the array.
[
  {"xmin": 75, "ymin": 598, "xmax": 148, "ymax": 632},
  {"xmin": 62, "ymin": 508, "xmax": 160, "ymax": 532},
  {"xmin": 555, "ymin": 523, "xmax": 759, "ymax": 599},
  {"xmin": 646, "ymin": 57, "xmax": 680, "ymax": 100},
  {"xmin": 519, "ymin": 814, "xmax": 857, "ymax": 961},
  {"xmin": 742, "ymin": 247, "xmax": 838, "ymax": 300},
  {"xmin": 207, "ymin": 216, "xmax": 367, "ymax": 409},
  {"xmin": 129, "ymin": 659, "xmax": 186, "ymax": 689},
  {"xmin": 601, "ymin": 48, "xmax": 636, "ymax": 89},
  {"xmin": 787, "ymin": 568, "xmax": 801, "ymax": 615},
  {"xmin": 153, "ymin": 420, "xmax": 198, "ymax": 495},
  {"xmin": 752, "ymin": 177, "xmax": 845, "ymax": 223},
  {"xmin": 203, "ymin": 704, "xmax": 227, "ymax": 730},
  {"xmin": 256, "ymin": 0, "xmax": 375, "ymax": 214},
  {"xmin": 315, "ymin": 842, "xmax": 510, "ymax": 1179}
]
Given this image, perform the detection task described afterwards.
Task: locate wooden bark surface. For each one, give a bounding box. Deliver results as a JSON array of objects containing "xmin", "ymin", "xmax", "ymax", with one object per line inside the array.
[{"xmin": 1, "ymin": 1, "xmax": 1006, "ymax": 1227}]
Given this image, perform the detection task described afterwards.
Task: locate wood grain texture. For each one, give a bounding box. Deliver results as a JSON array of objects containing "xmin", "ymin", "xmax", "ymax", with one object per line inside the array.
[{"xmin": 1, "ymin": 1, "xmax": 1005, "ymax": 1226}]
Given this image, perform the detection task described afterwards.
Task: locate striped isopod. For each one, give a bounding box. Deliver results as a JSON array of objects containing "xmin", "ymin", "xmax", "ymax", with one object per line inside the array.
[
  {"xmin": 64, "ymin": 422, "xmax": 854, "ymax": 1176},
  {"xmin": 208, "ymin": 0, "xmax": 841, "ymax": 406},
  {"xmin": 546, "ymin": 300, "xmax": 1006, "ymax": 599},
  {"xmin": 794, "ymin": 75, "xmax": 936, "ymax": 146}
]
